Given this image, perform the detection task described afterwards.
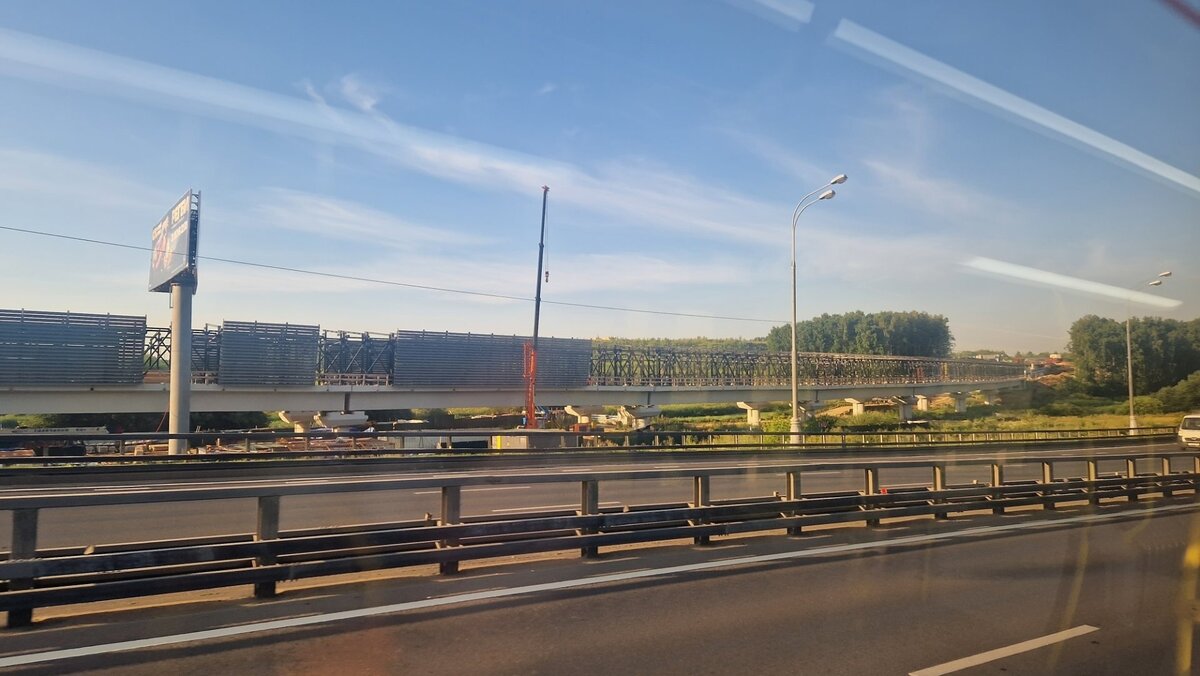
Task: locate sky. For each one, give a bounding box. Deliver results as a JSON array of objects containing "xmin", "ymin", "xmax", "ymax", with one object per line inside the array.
[{"xmin": 0, "ymin": 0, "xmax": 1196, "ymax": 353}]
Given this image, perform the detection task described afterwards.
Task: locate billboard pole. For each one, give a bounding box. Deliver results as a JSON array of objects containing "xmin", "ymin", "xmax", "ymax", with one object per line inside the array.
[
  {"xmin": 168, "ymin": 282, "xmax": 193, "ymax": 455},
  {"xmin": 149, "ymin": 189, "xmax": 200, "ymax": 456}
]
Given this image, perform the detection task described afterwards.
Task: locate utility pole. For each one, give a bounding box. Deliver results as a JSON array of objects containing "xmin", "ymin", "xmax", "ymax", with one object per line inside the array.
[{"xmin": 525, "ymin": 186, "xmax": 549, "ymax": 429}]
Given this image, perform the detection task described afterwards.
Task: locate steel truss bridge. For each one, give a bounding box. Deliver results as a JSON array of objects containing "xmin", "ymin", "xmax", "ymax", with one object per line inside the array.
[{"xmin": 1, "ymin": 310, "xmax": 1025, "ymax": 413}]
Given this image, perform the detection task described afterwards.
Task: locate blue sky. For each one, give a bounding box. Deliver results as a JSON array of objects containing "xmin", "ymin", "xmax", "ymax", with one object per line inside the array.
[{"xmin": 0, "ymin": 0, "xmax": 1196, "ymax": 352}]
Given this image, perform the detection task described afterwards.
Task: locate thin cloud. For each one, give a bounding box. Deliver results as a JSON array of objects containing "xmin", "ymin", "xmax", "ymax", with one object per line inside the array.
[
  {"xmin": 862, "ymin": 158, "xmax": 1023, "ymax": 224},
  {"xmin": 338, "ymin": 73, "xmax": 384, "ymax": 113},
  {"xmin": 0, "ymin": 27, "xmax": 781, "ymax": 244},
  {"xmin": 251, "ymin": 188, "xmax": 488, "ymax": 248},
  {"xmin": 536, "ymin": 82, "xmax": 557, "ymax": 96},
  {"xmin": 719, "ymin": 129, "xmax": 834, "ymax": 187},
  {"xmin": 0, "ymin": 147, "xmax": 170, "ymax": 210}
]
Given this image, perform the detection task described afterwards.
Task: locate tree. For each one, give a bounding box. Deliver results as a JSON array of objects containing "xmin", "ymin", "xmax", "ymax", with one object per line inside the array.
[
  {"xmin": 1069, "ymin": 315, "xmax": 1200, "ymax": 396},
  {"xmin": 765, "ymin": 311, "xmax": 952, "ymax": 358}
]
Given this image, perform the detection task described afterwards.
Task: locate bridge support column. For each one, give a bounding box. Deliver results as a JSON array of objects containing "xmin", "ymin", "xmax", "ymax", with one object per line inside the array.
[
  {"xmin": 565, "ymin": 405, "xmax": 605, "ymax": 426},
  {"xmin": 618, "ymin": 405, "xmax": 661, "ymax": 430},
  {"xmin": 895, "ymin": 397, "xmax": 915, "ymax": 422},
  {"xmin": 951, "ymin": 393, "xmax": 970, "ymax": 414},
  {"xmin": 736, "ymin": 402, "xmax": 772, "ymax": 430},
  {"xmin": 846, "ymin": 399, "xmax": 866, "ymax": 416},
  {"xmin": 278, "ymin": 411, "xmax": 318, "ymax": 434},
  {"xmin": 915, "ymin": 395, "xmax": 930, "ymax": 412}
]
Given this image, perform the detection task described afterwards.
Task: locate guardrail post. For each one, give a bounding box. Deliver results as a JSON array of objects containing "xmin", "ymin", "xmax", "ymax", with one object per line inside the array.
[
  {"xmin": 580, "ymin": 480, "xmax": 600, "ymax": 558},
  {"xmin": 1041, "ymin": 462, "xmax": 1056, "ymax": 510},
  {"xmin": 932, "ymin": 465, "xmax": 948, "ymax": 519},
  {"xmin": 864, "ymin": 468, "xmax": 879, "ymax": 526},
  {"xmin": 786, "ymin": 471, "xmax": 802, "ymax": 535},
  {"xmin": 692, "ymin": 476, "xmax": 712, "ymax": 545},
  {"xmin": 439, "ymin": 485, "xmax": 462, "ymax": 574},
  {"xmin": 254, "ymin": 496, "xmax": 281, "ymax": 598},
  {"xmin": 1126, "ymin": 459, "xmax": 1139, "ymax": 502},
  {"xmin": 7, "ymin": 508, "xmax": 38, "ymax": 628},
  {"xmin": 244, "ymin": 437, "xmax": 253, "ymax": 452},
  {"xmin": 991, "ymin": 463, "xmax": 1005, "ymax": 514},
  {"xmin": 1086, "ymin": 460, "xmax": 1099, "ymax": 506},
  {"xmin": 1194, "ymin": 456, "xmax": 1200, "ymax": 500},
  {"xmin": 1162, "ymin": 457, "xmax": 1174, "ymax": 498}
]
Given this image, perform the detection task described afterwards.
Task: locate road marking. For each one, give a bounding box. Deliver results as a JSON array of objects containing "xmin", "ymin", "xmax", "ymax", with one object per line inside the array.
[
  {"xmin": 908, "ymin": 625, "xmax": 1099, "ymax": 676},
  {"xmin": 413, "ymin": 486, "xmax": 531, "ymax": 495},
  {"xmin": 0, "ymin": 503, "xmax": 1192, "ymax": 669}
]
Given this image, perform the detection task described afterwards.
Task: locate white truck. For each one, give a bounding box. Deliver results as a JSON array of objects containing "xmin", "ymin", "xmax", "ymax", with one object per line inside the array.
[{"xmin": 1179, "ymin": 415, "xmax": 1200, "ymax": 450}]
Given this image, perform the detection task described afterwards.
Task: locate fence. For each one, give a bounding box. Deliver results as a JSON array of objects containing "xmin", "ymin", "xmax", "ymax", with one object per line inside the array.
[{"xmin": 2, "ymin": 448, "xmax": 1197, "ymax": 627}]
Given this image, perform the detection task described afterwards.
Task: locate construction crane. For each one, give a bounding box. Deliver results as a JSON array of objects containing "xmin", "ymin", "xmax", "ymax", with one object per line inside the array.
[{"xmin": 525, "ymin": 185, "xmax": 549, "ymax": 429}]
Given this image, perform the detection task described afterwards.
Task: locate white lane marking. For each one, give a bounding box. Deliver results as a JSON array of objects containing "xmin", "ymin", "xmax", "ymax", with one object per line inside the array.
[
  {"xmin": 908, "ymin": 625, "xmax": 1099, "ymax": 676},
  {"xmin": 491, "ymin": 501, "xmax": 621, "ymax": 513},
  {"xmin": 0, "ymin": 504, "xmax": 1191, "ymax": 669},
  {"xmin": 412, "ymin": 486, "xmax": 531, "ymax": 495}
]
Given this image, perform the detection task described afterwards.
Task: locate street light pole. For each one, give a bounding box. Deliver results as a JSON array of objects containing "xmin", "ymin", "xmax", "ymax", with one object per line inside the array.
[
  {"xmin": 788, "ymin": 174, "xmax": 846, "ymax": 441},
  {"xmin": 1125, "ymin": 271, "xmax": 1171, "ymax": 430}
]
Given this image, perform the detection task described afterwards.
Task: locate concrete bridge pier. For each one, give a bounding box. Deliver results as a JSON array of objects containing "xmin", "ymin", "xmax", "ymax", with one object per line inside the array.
[
  {"xmin": 618, "ymin": 405, "xmax": 662, "ymax": 430},
  {"xmin": 894, "ymin": 397, "xmax": 915, "ymax": 422},
  {"xmin": 846, "ymin": 399, "xmax": 866, "ymax": 416},
  {"xmin": 565, "ymin": 405, "xmax": 606, "ymax": 426},
  {"xmin": 951, "ymin": 393, "xmax": 970, "ymax": 414},
  {"xmin": 736, "ymin": 402, "xmax": 773, "ymax": 430},
  {"xmin": 915, "ymin": 395, "xmax": 930, "ymax": 412},
  {"xmin": 278, "ymin": 411, "xmax": 318, "ymax": 433},
  {"xmin": 316, "ymin": 411, "xmax": 369, "ymax": 432}
]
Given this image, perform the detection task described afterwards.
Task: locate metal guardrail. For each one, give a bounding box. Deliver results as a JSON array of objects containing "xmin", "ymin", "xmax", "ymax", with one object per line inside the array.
[
  {"xmin": 0, "ymin": 426, "xmax": 1177, "ymax": 464},
  {"xmin": 2, "ymin": 449, "xmax": 1197, "ymax": 627}
]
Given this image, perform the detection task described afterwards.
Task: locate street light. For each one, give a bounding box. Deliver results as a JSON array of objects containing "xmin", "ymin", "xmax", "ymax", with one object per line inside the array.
[
  {"xmin": 788, "ymin": 176, "xmax": 845, "ymax": 441},
  {"xmin": 1126, "ymin": 271, "xmax": 1171, "ymax": 429}
]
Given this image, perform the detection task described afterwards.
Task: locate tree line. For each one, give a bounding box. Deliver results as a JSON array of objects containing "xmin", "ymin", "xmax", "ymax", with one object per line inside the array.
[
  {"xmin": 1068, "ymin": 315, "xmax": 1200, "ymax": 397},
  {"xmin": 765, "ymin": 310, "xmax": 953, "ymax": 358}
]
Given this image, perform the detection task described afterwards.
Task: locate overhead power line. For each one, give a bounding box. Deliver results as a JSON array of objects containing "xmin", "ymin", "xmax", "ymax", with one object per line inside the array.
[{"xmin": 0, "ymin": 225, "xmax": 784, "ymax": 324}]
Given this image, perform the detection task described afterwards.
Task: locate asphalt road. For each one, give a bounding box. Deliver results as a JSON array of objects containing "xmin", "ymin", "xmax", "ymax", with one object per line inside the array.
[
  {"xmin": 2, "ymin": 499, "xmax": 1198, "ymax": 674},
  {"xmin": 0, "ymin": 440, "xmax": 1184, "ymax": 552}
]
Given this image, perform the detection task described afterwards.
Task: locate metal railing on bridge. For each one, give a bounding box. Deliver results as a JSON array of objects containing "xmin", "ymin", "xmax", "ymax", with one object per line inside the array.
[
  {"xmin": 1, "ymin": 447, "xmax": 1196, "ymax": 627},
  {"xmin": 588, "ymin": 344, "xmax": 1025, "ymax": 387},
  {"xmin": 2, "ymin": 309, "xmax": 1026, "ymax": 389}
]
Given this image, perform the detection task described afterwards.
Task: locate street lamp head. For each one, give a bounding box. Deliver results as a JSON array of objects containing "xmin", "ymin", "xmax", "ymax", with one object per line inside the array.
[
  {"xmin": 1148, "ymin": 280, "xmax": 1163, "ymax": 286},
  {"xmin": 1158, "ymin": 271, "xmax": 1172, "ymax": 278},
  {"xmin": 830, "ymin": 174, "xmax": 848, "ymax": 185},
  {"xmin": 819, "ymin": 189, "xmax": 836, "ymax": 200}
]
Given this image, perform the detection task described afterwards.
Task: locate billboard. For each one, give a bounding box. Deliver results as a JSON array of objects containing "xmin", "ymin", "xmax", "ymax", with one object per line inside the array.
[{"xmin": 149, "ymin": 190, "xmax": 200, "ymax": 292}]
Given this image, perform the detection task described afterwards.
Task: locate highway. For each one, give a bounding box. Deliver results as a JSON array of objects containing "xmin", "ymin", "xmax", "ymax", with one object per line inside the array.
[
  {"xmin": 1, "ymin": 498, "xmax": 1196, "ymax": 674},
  {"xmin": 0, "ymin": 440, "xmax": 1183, "ymax": 552}
]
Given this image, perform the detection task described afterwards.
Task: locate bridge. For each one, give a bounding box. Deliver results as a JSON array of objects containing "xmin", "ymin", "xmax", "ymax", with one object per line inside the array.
[{"xmin": 0, "ymin": 309, "xmax": 1025, "ymax": 420}]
